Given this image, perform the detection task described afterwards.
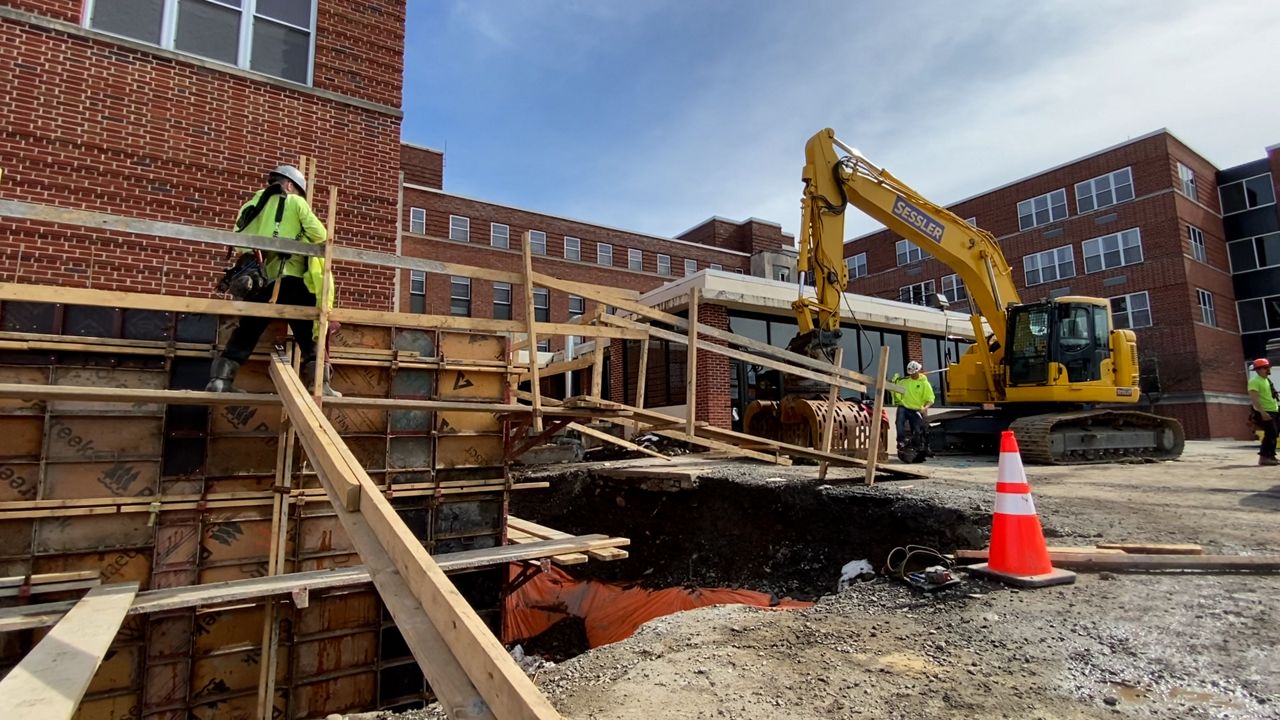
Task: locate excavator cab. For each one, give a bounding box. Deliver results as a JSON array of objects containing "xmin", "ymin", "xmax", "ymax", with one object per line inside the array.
[{"xmin": 1006, "ymin": 299, "xmax": 1111, "ymax": 386}]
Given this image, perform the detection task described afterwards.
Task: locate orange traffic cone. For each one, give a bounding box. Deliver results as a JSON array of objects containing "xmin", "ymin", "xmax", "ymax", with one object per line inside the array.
[{"xmin": 967, "ymin": 431, "xmax": 1076, "ymax": 588}]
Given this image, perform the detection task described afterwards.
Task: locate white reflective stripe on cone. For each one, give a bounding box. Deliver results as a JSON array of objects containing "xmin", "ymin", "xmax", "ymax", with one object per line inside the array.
[{"xmin": 994, "ymin": 492, "xmax": 1037, "ymax": 516}]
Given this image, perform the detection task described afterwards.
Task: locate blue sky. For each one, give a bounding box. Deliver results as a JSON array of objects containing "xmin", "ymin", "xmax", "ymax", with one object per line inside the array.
[{"xmin": 403, "ymin": 1, "xmax": 1280, "ymax": 241}]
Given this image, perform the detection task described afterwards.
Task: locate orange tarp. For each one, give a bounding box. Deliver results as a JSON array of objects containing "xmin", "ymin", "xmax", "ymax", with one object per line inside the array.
[{"xmin": 504, "ymin": 566, "xmax": 812, "ymax": 648}]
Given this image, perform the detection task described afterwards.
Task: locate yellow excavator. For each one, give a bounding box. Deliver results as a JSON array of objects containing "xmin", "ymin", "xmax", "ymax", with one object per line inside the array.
[{"xmin": 748, "ymin": 128, "xmax": 1185, "ymax": 464}]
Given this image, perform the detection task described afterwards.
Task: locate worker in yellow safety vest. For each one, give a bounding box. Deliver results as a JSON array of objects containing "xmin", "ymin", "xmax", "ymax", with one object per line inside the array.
[
  {"xmin": 891, "ymin": 360, "xmax": 935, "ymax": 449},
  {"xmin": 206, "ymin": 165, "xmax": 340, "ymax": 396}
]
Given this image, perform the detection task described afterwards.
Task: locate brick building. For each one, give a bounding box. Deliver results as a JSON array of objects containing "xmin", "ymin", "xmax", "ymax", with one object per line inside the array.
[
  {"xmin": 1221, "ymin": 145, "xmax": 1280, "ymax": 360},
  {"xmin": 0, "ymin": 0, "xmax": 405, "ymax": 310},
  {"xmin": 842, "ymin": 129, "xmax": 1274, "ymax": 439}
]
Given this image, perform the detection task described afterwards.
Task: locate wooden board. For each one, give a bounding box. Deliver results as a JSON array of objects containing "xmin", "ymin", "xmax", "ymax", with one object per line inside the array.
[
  {"xmin": 955, "ymin": 549, "xmax": 1280, "ymax": 572},
  {"xmin": 508, "ymin": 517, "xmax": 629, "ymax": 562},
  {"xmin": 0, "ymin": 582, "xmax": 139, "ymax": 719},
  {"xmin": 1095, "ymin": 543, "xmax": 1204, "ymax": 555}
]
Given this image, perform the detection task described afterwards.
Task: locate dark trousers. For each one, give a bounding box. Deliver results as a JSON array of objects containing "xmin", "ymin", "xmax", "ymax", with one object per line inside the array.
[
  {"xmin": 1256, "ymin": 411, "xmax": 1278, "ymax": 459},
  {"xmin": 222, "ymin": 276, "xmax": 317, "ymax": 364},
  {"xmin": 896, "ymin": 407, "xmax": 925, "ymax": 446}
]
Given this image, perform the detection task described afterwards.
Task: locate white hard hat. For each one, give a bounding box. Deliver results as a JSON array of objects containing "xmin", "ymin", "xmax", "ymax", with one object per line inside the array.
[
  {"xmin": 906, "ymin": 361, "xmax": 923, "ymax": 374},
  {"xmin": 268, "ymin": 165, "xmax": 307, "ymax": 195}
]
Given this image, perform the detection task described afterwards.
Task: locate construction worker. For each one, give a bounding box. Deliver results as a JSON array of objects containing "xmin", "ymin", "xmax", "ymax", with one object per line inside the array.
[
  {"xmin": 1248, "ymin": 358, "xmax": 1277, "ymax": 465},
  {"xmin": 892, "ymin": 360, "xmax": 935, "ymax": 449},
  {"xmin": 206, "ymin": 165, "xmax": 340, "ymax": 396}
]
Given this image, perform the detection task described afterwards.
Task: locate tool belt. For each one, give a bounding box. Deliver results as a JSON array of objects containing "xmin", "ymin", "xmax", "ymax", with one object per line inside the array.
[{"xmin": 217, "ymin": 184, "xmax": 291, "ymax": 301}]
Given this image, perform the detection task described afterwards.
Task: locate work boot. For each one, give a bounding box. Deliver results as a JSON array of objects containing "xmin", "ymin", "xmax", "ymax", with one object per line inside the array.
[
  {"xmin": 1260, "ymin": 456, "xmax": 1278, "ymax": 466},
  {"xmin": 301, "ymin": 361, "xmax": 342, "ymax": 397},
  {"xmin": 205, "ymin": 356, "xmax": 241, "ymax": 393}
]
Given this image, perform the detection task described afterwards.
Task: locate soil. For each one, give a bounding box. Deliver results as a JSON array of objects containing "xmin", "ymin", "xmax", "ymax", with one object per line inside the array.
[{"xmin": 384, "ymin": 440, "xmax": 1280, "ymax": 719}]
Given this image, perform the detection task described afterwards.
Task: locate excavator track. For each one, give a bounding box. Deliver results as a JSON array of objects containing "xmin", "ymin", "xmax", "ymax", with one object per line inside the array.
[{"xmin": 1009, "ymin": 409, "xmax": 1185, "ymax": 465}]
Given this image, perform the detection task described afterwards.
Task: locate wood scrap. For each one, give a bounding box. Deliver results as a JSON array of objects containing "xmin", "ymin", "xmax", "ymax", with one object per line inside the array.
[{"xmin": 954, "ymin": 549, "xmax": 1280, "ymax": 572}]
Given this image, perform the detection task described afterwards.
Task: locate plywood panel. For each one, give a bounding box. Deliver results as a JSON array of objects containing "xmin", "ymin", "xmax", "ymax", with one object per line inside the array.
[
  {"xmin": 205, "ymin": 436, "xmax": 277, "ymax": 476},
  {"xmin": 210, "ymin": 403, "xmax": 281, "ymax": 435},
  {"xmin": 393, "ymin": 328, "xmax": 435, "ymax": 356},
  {"xmin": 34, "ymin": 549, "xmax": 152, "ymax": 585},
  {"xmin": 293, "ymin": 630, "xmax": 377, "ymax": 677},
  {"xmin": 0, "ymin": 519, "xmax": 33, "ymax": 557},
  {"xmin": 436, "ymin": 409, "xmax": 502, "ymax": 434},
  {"xmin": 435, "ymin": 435, "xmax": 505, "ymax": 469},
  {"xmin": 0, "ymin": 462, "xmax": 40, "ymax": 501},
  {"xmin": 326, "ymin": 405, "xmax": 387, "ymax": 435},
  {"xmin": 388, "ymin": 408, "xmax": 432, "ymax": 433},
  {"xmin": 199, "ymin": 514, "xmax": 272, "ymax": 565},
  {"xmin": 439, "ymin": 331, "xmax": 504, "ymax": 361},
  {"xmin": 190, "ymin": 692, "xmax": 258, "ymax": 720},
  {"xmin": 331, "ymin": 365, "xmax": 389, "ymax": 396},
  {"xmin": 51, "ymin": 366, "xmax": 168, "ymax": 414},
  {"xmin": 297, "ymin": 515, "xmax": 355, "ymax": 558},
  {"xmin": 43, "ymin": 460, "xmax": 160, "ymax": 499},
  {"xmin": 433, "ymin": 497, "xmax": 504, "ymax": 540},
  {"xmin": 0, "ymin": 417, "xmax": 43, "ymax": 461},
  {"xmin": 437, "ymin": 368, "xmax": 503, "ymax": 401},
  {"xmin": 388, "ymin": 436, "xmax": 432, "ymax": 470},
  {"xmin": 35, "ymin": 514, "xmax": 153, "ymax": 554},
  {"xmin": 294, "ymin": 591, "xmax": 379, "ymax": 636},
  {"xmin": 343, "ymin": 436, "xmax": 387, "ymax": 471},
  {"xmin": 389, "ymin": 368, "xmax": 433, "ymax": 399},
  {"xmin": 0, "ymin": 366, "xmax": 47, "ymax": 412},
  {"xmin": 193, "ymin": 605, "xmax": 264, "ymax": 653},
  {"xmin": 44, "ymin": 416, "xmax": 162, "ymax": 461},
  {"xmin": 86, "ymin": 643, "xmax": 141, "ymax": 694},
  {"xmin": 290, "ymin": 671, "xmax": 376, "ymax": 720},
  {"xmin": 143, "ymin": 659, "xmax": 187, "ymax": 709},
  {"xmin": 73, "ymin": 691, "xmax": 140, "ymax": 720},
  {"xmin": 332, "ymin": 324, "xmax": 393, "ymax": 350}
]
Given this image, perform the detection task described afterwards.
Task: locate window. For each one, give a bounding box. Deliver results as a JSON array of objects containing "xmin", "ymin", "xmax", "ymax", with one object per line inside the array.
[
  {"xmin": 537, "ymin": 340, "xmax": 551, "ymax": 353},
  {"xmin": 568, "ymin": 295, "xmax": 585, "ymax": 319},
  {"xmin": 941, "ymin": 273, "xmax": 967, "ymax": 306},
  {"xmin": 409, "ymin": 270, "xmax": 425, "ymax": 314},
  {"xmin": 1017, "ymin": 189, "xmax": 1068, "ymax": 230},
  {"xmin": 685, "ymin": 259, "xmax": 698, "ymax": 276},
  {"xmin": 657, "ymin": 254, "xmax": 672, "ymax": 276},
  {"xmin": 710, "ymin": 263, "xmax": 722, "ymax": 271},
  {"xmin": 1023, "ymin": 245, "xmax": 1076, "ymax": 286},
  {"xmin": 88, "ymin": 0, "xmax": 316, "ymax": 84},
  {"xmin": 1075, "ymin": 167, "xmax": 1134, "ymax": 214},
  {"xmin": 449, "ymin": 277, "xmax": 471, "ymax": 317},
  {"xmin": 965, "ymin": 217, "xmax": 977, "ymax": 226},
  {"xmin": 409, "ymin": 207, "xmax": 426, "ymax": 235},
  {"xmin": 1177, "ymin": 163, "xmax": 1197, "ymax": 199},
  {"xmin": 1082, "ymin": 228, "xmax": 1143, "ymax": 273},
  {"xmin": 895, "ymin": 239, "xmax": 923, "ymax": 266},
  {"xmin": 899, "ymin": 280, "xmax": 936, "ymax": 306},
  {"xmin": 533, "ymin": 288, "xmax": 550, "ymax": 322},
  {"xmin": 449, "ymin": 215, "xmax": 470, "ymax": 242},
  {"xmin": 490, "ymin": 223, "xmax": 509, "ymax": 249},
  {"xmin": 628, "ymin": 248, "xmax": 643, "ymax": 271},
  {"xmin": 846, "ymin": 252, "xmax": 868, "ymax": 279},
  {"xmin": 1237, "ymin": 294, "xmax": 1280, "ymax": 334},
  {"xmin": 493, "ymin": 282, "xmax": 512, "ymax": 320},
  {"xmin": 1110, "ymin": 291, "xmax": 1151, "ymax": 330},
  {"xmin": 1228, "ymin": 233, "xmax": 1280, "ymax": 273},
  {"xmin": 776, "ymin": 267, "xmax": 790, "ymax": 283},
  {"xmin": 597, "ymin": 243, "xmax": 613, "ymax": 266},
  {"xmin": 1187, "ymin": 225, "xmax": 1207, "ymax": 263},
  {"xmin": 1196, "ymin": 288, "xmax": 1216, "ymax": 327},
  {"xmin": 564, "ymin": 236, "xmax": 581, "ymax": 261},
  {"xmin": 1219, "ymin": 174, "xmax": 1275, "ymax": 215},
  {"xmin": 524, "ymin": 230, "xmax": 545, "ymax": 256}
]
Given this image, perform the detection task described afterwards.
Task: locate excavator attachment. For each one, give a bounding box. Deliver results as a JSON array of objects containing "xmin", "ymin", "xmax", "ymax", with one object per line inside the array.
[{"xmin": 744, "ymin": 397, "xmax": 888, "ymax": 462}]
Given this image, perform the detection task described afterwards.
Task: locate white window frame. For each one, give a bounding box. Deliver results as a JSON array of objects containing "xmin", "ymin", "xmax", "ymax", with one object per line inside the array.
[
  {"xmin": 941, "ymin": 273, "xmax": 967, "ymax": 305},
  {"xmin": 1074, "ymin": 167, "xmax": 1134, "ymax": 214},
  {"xmin": 709, "ymin": 263, "xmax": 723, "ymax": 271},
  {"xmin": 899, "ymin": 280, "xmax": 936, "ymax": 306},
  {"xmin": 1196, "ymin": 289, "xmax": 1216, "ymax": 327},
  {"xmin": 409, "ymin": 207, "xmax": 426, "ymax": 235},
  {"xmin": 1187, "ymin": 225, "xmax": 1207, "ymax": 264},
  {"xmin": 1017, "ymin": 189, "xmax": 1068, "ymax": 230},
  {"xmin": 657, "ymin": 254, "xmax": 672, "ymax": 276},
  {"xmin": 490, "ymin": 223, "xmax": 509, "ymax": 249},
  {"xmin": 628, "ymin": 248, "xmax": 643, "ymax": 271},
  {"xmin": 597, "ymin": 243, "xmax": 613, "ymax": 266},
  {"xmin": 532, "ymin": 287, "xmax": 550, "ymax": 322},
  {"xmin": 1023, "ymin": 245, "xmax": 1076, "ymax": 286},
  {"xmin": 684, "ymin": 259, "xmax": 698, "ymax": 276},
  {"xmin": 568, "ymin": 295, "xmax": 585, "ymax": 318},
  {"xmin": 529, "ymin": 230, "xmax": 547, "ymax": 255},
  {"xmin": 493, "ymin": 282, "xmax": 512, "ymax": 320},
  {"xmin": 449, "ymin": 215, "xmax": 470, "ymax": 242},
  {"xmin": 84, "ymin": 0, "xmax": 319, "ymax": 85},
  {"xmin": 449, "ymin": 276, "xmax": 471, "ymax": 317},
  {"xmin": 895, "ymin": 239, "xmax": 923, "ymax": 266},
  {"xmin": 1109, "ymin": 291, "xmax": 1151, "ymax": 330},
  {"xmin": 1219, "ymin": 173, "xmax": 1276, "ymax": 216},
  {"xmin": 409, "ymin": 270, "xmax": 426, "ymax": 295},
  {"xmin": 1228, "ymin": 232, "xmax": 1280, "ymax": 274},
  {"xmin": 1177, "ymin": 162, "xmax": 1197, "ymax": 199},
  {"xmin": 536, "ymin": 339, "xmax": 551, "ymax": 353},
  {"xmin": 846, "ymin": 252, "xmax": 868, "ymax": 279},
  {"xmin": 564, "ymin": 236, "xmax": 581, "ymax": 261},
  {"xmin": 1082, "ymin": 228, "xmax": 1143, "ymax": 274}
]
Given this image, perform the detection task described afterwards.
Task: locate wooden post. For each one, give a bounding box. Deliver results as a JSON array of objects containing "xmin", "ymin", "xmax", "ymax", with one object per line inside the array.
[
  {"xmin": 589, "ymin": 307, "xmax": 605, "ymax": 399},
  {"xmin": 311, "ymin": 187, "xmax": 338, "ymax": 400},
  {"xmin": 685, "ymin": 288, "xmax": 699, "ymax": 435},
  {"xmin": 817, "ymin": 347, "xmax": 845, "ymax": 481},
  {"xmin": 634, "ymin": 331, "xmax": 650, "ymax": 409},
  {"xmin": 864, "ymin": 345, "xmax": 890, "ymax": 486},
  {"xmin": 521, "ymin": 231, "xmax": 543, "ymax": 432}
]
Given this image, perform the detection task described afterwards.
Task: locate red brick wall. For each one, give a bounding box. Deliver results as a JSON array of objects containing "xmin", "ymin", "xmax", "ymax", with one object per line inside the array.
[
  {"xmin": 675, "ymin": 217, "xmax": 792, "ymax": 255},
  {"xmin": 401, "ymin": 144, "xmax": 443, "ymax": 189},
  {"xmin": 694, "ymin": 303, "xmax": 733, "ymax": 428},
  {"xmin": 0, "ymin": 3, "xmax": 404, "ymax": 311}
]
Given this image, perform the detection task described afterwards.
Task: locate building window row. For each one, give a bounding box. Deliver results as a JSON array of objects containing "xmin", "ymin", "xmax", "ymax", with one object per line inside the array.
[
  {"xmin": 941, "ymin": 273, "xmax": 967, "ymax": 306},
  {"xmin": 846, "ymin": 252, "xmax": 868, "ymax": 279},
  {"xmin": 1075, "ymin": 167, "xmax": 1134, "ymax": 214},
  {"xmin": 1017, "ymin": 189, "xmax": 1068, "ymax": 231},
  {"xmin": 409, "ymin": 211, "xmax": 721, "ymax": 273},
  {"xmin": 1110, "ymin": 291, "xmax": 1151, "ymax": 330},
  {"xmin": 1187, "ymin": 225, "xmax": 1207, "ymax": 264},
  {"xmin": 87, "ymin": 0, "xmax": 316, "ymax": 84},
  {"xmin": 1219, "ymin": 173, "xmax": 1275, "ymax": 216},
  {"xmin": 1237, "ymin": 294, "xmax": 1280, "ymax": 335},
  {"xmin": 1228, "ymin": 232, "xmax": 1280, "ymax": 274},
  {"xmin": 1082, "ymin": 228, "xmax": 1143, "ymax": 274},
  {"xmin": 895, "ymin": 239, "xmax": 924, "ymax": 266},
  {"xmin": 899, "ymin": 280, "xmax": 935, "ymax": 306},
  {"xmin": 1196, "ymin": 288, "xmax": 1216, "ymax": 328},
  {"xmin": 1177, "ymin": 162, "xmax": 1197, "ymax": 199},
  {"xmin": 1023, "ymin": 245, "xmax": 1076, "ymax": 287}
]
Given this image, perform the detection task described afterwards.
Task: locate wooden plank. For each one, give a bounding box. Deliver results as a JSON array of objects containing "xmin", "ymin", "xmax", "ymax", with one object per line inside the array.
[
  {"xmin": 0, "ymin": 282, "xmax": 316, "ymax": 321},
  {"xmin": 311, "ymin": 186, "xmax": 338, "ymax": 400},
  {"xmin": 955, "ymin": 550, "xmax": 1280, "ymax": 572},
  {"xmin": 568, "ymin": 422, "xmax": 671, "ymax": 462},
  {"xmin": 0, "ymin": 582, "xmax": 138, "ymax": 719},
  {"xmin": 685, "ymin": 288, "xmax": 699, "ymax": 434},
  {"xmin": 0, "ymin": 571, "xmax": 98, "ymax": 588},
  {"xmin": 1096, "ymin": 543, "xmax": 1204, "ymax": 555},
  {"xmin": 508, "ymin": 517, "xmax": 629, "ymax": 562},
  {"xmin": 507, "ymin": 528, "xmax": 588, "ymax": 566},
  {"xmin": 523, "ymin": 353, "xmax": 595, "ymax": 382},
  {"xmin": 522, "ymin": 231, "xmax": 543, "ymax": 433},
  {"xmin": 864, "ymin": 345, "xmax": 890, "ymax": 486},
  {"xmin": 0, "ymin": 579, "xmax": 100, "ymax": 598},
  {"xmin": 635, "ymin": 335, "xmax": 650, "ymax": 409},
  {"xmin": 272, "ymin": 354, "xmax": 565, "ymax": 720},
  {"xmin": 817, "ymin": 347, "xmax": 845, "ymax": 482}
]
